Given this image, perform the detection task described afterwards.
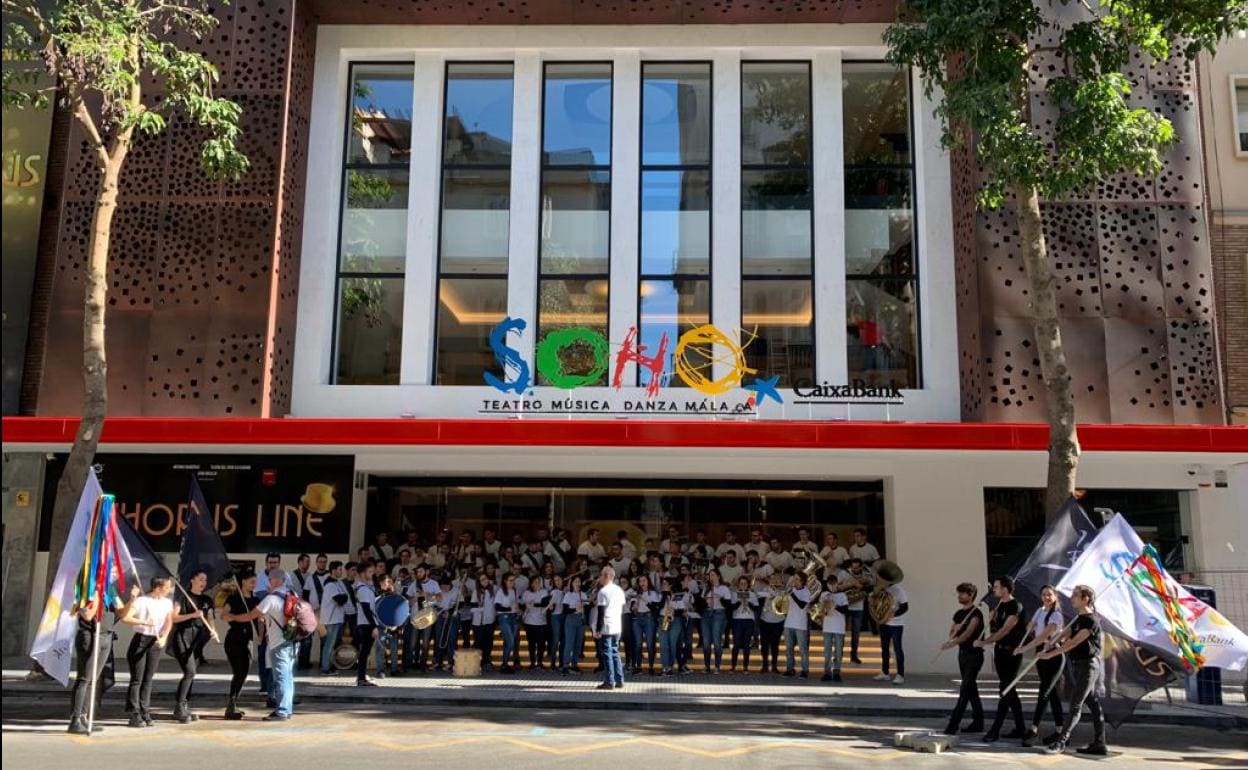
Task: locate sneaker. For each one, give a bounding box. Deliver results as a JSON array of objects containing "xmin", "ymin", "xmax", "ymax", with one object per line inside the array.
[
  {"xmin": 783, "ymin": 669, "xmax": 796, "ymax": 677},
  {"xmin": 982, "ymin": 731, "xmax": 1000, "ymax": 743},
  {"xmin": 68, "ymin": 719, "xmax": 90, "ymax": 735},
  {"xmin": 799, "ymin": 671, "xmax": 808, "ymax": 679},
  {"xmin": 595, "ymin": 682, "xmax": 614, "ymax": 690},
  {"xmin": 872, "ymin": 673, "xmax": 892, "ymax": 682},
  {"xmin": 357, "ymin": 677, "xmax": 378, "ymax": 687},
  {"xmin": 892, "ymin": 675, "xmax": 905, "ymax": 685},
  {"xmin": 942, "ymin": 725, "xmax": 959, "ymax": 736},
  {"xmin": 821, "ymin": 673, "xmax": 833, "ymax": 682},
  {"xmin": 832, "ymin": 671, "xmax": 843, "ymax": 683},
  {"xmin": 614, "ymin": 682, "xmax": 624, "ymax": 689},
  {"xmin": 1076, "ymin": 743, "xmax": 1108, "ymax": 756},
  {"xmin": 143, "ymin": 715, "xmax": 154, "ymax": 727},
  {"xmin": 263, "ymin": 713, "xmax": 290, "ymax": 722},
  {"xmin": 128, "ymin": 715, "xmax": 145, "ymax": 729},
  {"xmin": 1044, "ymin": 740, "xmax": 1066, "ymax": 755},
  {"xmin": 851, "ymin": 656, "xmax": 863, "ymax": 665},
  {"xmin": 1041, "ymin": 731, "xmax": 1062, "ymax": 745},
  {"xmin": 1021, "ymin": 726, "xmax": 1039, "ymax": 748}
]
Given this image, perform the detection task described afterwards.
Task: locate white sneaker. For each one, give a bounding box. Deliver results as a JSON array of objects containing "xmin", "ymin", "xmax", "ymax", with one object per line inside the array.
[
  {"xmin": 873, "ymin": 673, "xmax": 893, "ymax": 682},
  {"xmin": 892, "ymin": 675, "xmax": 905, "ymax": 685}
]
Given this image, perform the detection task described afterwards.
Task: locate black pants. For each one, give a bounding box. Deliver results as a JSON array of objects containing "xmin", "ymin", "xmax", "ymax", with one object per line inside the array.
[
  {"xmin": 988, "ymin": 646, "xmax": 1025, "ymax": 735},
  {"xmin": 356, "ymin": 624, "xmax": 375, "ymax": 681},
  {"xmin": 1032, "ymin": 655, "xmax": 1066, "ymax": 729},
  {"xmin": 126, "ymin": 634, "xmax": 162, "ymax": 717},
  {"xmin": 70, "ymin": 625, "xmax": 105, "ymax": 721},
  {"xmin": 475, "ymin": 623, "xmax": 495, "ymax": 667},
  {"xmin": 847, "ymin": 609, "xmax": 864, "ymax": 658},
  {"xmin": 880, "ymin": 625, "xmax": 905, "ymax": 676},
  {"xmin": 225, "ymin": 633, "xmax": 252, "ymax": 699},
  {"xmin": 1061, "ymin": 657, "xmax": 1106, "ymax": 745},
  {"xmin": 524, "ymin": 623, "xmax": 548, "ymax": 666},
  {"xmin": 759, "ymin": 620, "xmax": 784, "ymax": 670},
  {"xmin": 948, "ymin": 648, "xmax": 985, "ymax": 728},
  {"xmin": 173, "ymin": 631, "xmax": 206, "ymax": 707}
]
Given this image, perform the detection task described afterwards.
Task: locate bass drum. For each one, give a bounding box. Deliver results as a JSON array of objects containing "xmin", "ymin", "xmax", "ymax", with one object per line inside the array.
[
  {"xmin": 375, "ymin": 593, "xmax": 411, "ymax": 628},
  {"xmin": 331, "ymin": 643, "xmax": 359, "ymax": 671}
]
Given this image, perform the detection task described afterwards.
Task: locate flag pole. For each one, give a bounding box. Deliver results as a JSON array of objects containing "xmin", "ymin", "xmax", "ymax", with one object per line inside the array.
[{"xmin": 84, "ymin": 614, "xmax": 102, "ymax": 735}]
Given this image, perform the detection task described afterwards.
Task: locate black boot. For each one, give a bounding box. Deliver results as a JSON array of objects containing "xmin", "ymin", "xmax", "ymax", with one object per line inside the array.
[
  {"xmin": 174, "ymin": 702, "xmax": 192, "ymax": 724},
  {"xmin": 224, "ymin": 697, "xmax": 245, "ymax": 720},
  {"xmin": 68, "ymin": 716, "xmax": 90, "ymax": 735}
]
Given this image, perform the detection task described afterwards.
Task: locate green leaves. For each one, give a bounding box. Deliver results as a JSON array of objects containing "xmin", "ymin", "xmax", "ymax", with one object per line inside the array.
[
  {"xmin": 2, "ymin": 0, "xmax": 248, "ymax": 181},
  {"xmin": 885, "ymin": 0, "xmax": 1248, "ymax": 208}
]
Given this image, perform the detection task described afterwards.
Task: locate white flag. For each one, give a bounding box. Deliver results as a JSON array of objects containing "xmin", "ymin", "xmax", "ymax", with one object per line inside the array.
[
  {"xmin": 1057, "ymin": 515, "xmax": 1248, "ymax": 672},
  {"xmin": 29, "ymin": 469, "xmax": 103, "ymax": 686}
]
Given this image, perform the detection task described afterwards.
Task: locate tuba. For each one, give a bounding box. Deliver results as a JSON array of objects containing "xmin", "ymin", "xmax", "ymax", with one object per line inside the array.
[{"xmin": 867, "ymin": 559, "xmax": 904, "ymax": 625}]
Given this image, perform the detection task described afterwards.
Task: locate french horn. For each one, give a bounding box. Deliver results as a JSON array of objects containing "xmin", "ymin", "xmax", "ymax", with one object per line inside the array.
[{"xmin": 867, "ymin": 559, "xmax": 904, "ymax": 625}]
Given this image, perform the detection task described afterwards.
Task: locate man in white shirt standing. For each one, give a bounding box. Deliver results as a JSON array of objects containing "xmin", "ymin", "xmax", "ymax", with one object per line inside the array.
[
  {"xmin": 782, "ymin": 573, "xmax": 813, "ymax": 679},
  {"xmin": 578, "ymin": 528, "xmax": 607, "ymax": 563},
  {"xmin": 820, "ymin": 533, "xmax": 849, "ymax": 571},
  {"xmin": 849, "ymin": 528, "xmax": 881, "ymax": 565},
  {"xmin": 594, "ymin": 566, "xmax": 626, "ymax": 690},
  {"xmin": 256, "ymin": 570, "xmax": 295, "ymax": 720}
]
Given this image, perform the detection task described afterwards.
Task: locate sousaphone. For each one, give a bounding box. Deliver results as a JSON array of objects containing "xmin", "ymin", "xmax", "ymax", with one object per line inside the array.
[{"xmin": 867, "ymin": 559, "xmax": 904, "ymax": 625}]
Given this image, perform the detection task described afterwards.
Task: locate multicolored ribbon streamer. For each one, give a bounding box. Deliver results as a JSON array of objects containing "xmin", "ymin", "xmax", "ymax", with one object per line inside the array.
[
  {"xmin": 74, "ymin": 494, "xmax": 126, "ymax": 617},
  {"xmin": 1126, "ymin": 545, "xmax": 1205, "ymax": 672}
]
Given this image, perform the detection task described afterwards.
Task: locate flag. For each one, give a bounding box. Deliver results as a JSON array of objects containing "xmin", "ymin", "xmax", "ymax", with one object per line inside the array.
[
  {"xmin": 114, "ymin": 505, "xmax": 173, "ymax": 592},
  {"xmin": 30, "ymin": 470, "xmax": 104, "ymax": 686},
  {"xmin": 1009, "ymin": 497, "xmax": 1098, "ymax": 614},
  {"xmin": 1058, "ymin": 514, "xmax": 1248, "ymax": 673},
  {"xmin": 178, "ymin": 475, "xmax": 232, "ymax": 588}
]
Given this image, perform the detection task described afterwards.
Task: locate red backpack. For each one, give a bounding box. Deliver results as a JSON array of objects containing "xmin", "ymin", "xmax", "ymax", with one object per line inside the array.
[{"xmin": 283, "ymin": 593, "xmax": 318, "ymax": 641}]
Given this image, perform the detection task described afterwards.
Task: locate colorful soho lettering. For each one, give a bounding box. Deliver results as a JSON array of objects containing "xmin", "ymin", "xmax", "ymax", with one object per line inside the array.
[{"xmin": 485, "ymin": 316, "xmax": 761, "ymax": 397}]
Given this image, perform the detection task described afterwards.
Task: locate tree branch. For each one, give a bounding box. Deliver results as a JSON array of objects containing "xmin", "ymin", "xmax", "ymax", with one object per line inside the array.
[{"xmin": 71, "ymin": 94, "xmax": 111, "ymax": 171}]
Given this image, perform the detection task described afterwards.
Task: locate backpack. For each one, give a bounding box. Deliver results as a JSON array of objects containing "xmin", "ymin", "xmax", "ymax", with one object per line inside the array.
[{"xmin": 283, "ymin": 593, "xmax": 318, "ymax": 641}]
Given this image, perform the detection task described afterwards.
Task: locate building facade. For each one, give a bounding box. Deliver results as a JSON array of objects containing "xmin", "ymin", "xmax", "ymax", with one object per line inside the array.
[{"xmin": 3, "ymin": 1, "xmax": 1246, "ymax": 669}]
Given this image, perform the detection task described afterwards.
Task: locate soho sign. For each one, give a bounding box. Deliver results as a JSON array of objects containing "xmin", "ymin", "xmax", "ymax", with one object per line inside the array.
[{"xmin": 484, "ymin": 316, "xmax": 785, "ymax": 405}]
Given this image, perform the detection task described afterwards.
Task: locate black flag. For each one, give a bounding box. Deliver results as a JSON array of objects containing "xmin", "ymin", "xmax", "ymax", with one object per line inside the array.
[
  {"xmin": 1010, "ymin": 497, "xmax": 1098, "ymax": 615},
  {"xmin": 178, "ymin": 475, "xmax": 232, "ymax": 588},
  {"xmin": 115, "ymin": 508, "xmax": 173, "ymax": 590}
]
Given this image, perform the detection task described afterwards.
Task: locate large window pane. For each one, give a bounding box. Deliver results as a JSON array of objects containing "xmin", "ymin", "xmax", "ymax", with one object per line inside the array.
[
  {"xmin": 436, "ymin": 278, "xmax": 508, "ymax": 385},
  {"xmin": 741, "ymin": 62, "xmax": 811, "ymax": 166},
  {"xmin": 341, "ymin": 168, "xmax": 408, "ymax": 273},
  {"xmin": 642, "ymin": 63, "xmax": 711, "ymax": 166},
  {"xmin": 843, "ymin": 64, "xmax": 911, "ymax": 166},
  {"xmin": 443, "ymin": 63, "xmax": 515, "ymax": 166},
  {"xmin": 847, "ymin": 277, "xmax": 918, "ymax": 388},
  {"xmin": 439, "ymin": 169, "xmax": 510, "ymax": 273},
  {"xmin": 335, "ymin": 277, "xmax": 404, "ymax": 384},
  {"xmin": 538, "ymin": 279, "xmax": 609, "ymax": 385},
  {"xmin": 845, "ymin": 168, "xmax": 913, "ymax": 276},
  {"xmin": 742, "ymin": 169, "xmax": 811, "ymax": 275},
  {"xmin": 742, "ymin": 280, "xmax": 813, "ymax": 388},
  {"xmin": 348, "ymin": 64, "xmax": 413, "ymax": 166},
  {"xmin": 639, "ymin": 279, "xmax": 710, "ymax": 389},
  {"xmin": 640, "ymin": 170, "xmax": 710, "ymax": 275},
  {"xmin": 543, "ymin": 63, "xmax": 612, "ymax": 166},
  {"xmin": 540, "ymin": 169, "xmax": 610, "ymax": 274}
]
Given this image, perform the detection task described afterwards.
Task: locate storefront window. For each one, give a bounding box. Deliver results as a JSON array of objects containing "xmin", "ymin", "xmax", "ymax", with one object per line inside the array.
[
  {"xmin": 332, "ymin": 63, "xmax": 413, "ymax": 384},
  {"xmin": 435, "ymin": 63, "xmax": 515, "ymax": 384},
  {"xmin": 741, "ymin": 62, "xmax": 813, "ymax": 388},
  {"xmin": 843, "ymin": 63, "xmax": 919, "ymax": 389},
  {"xmin": 639, "ymin": 63, "xmax": 712, "ymax": 388},
  {"xmin": 538, "ymin": 63, "xmax": 613, "ymax": 385}
]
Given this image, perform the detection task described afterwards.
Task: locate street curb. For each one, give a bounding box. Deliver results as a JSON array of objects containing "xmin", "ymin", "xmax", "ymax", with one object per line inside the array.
[{"xmin": 5, "ymin": 684, "xmax": 1244, "ymax": 730}]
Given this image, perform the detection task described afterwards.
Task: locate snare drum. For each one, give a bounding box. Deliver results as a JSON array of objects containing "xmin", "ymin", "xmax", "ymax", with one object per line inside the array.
[{"xmin": 375, "ymin": 593, "xmax": 411, "ymax": 628}]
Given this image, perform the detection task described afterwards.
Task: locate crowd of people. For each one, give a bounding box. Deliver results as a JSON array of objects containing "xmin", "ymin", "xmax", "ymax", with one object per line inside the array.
[{"xmin": 67, "ymin": 523, "xmax": 1108, "ymax": 756}]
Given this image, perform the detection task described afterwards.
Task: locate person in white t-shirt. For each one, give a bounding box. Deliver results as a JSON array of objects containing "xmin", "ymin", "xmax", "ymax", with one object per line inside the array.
[
  {"xmin": 252, "ymin": 570, "xmax": 297, "ymax": 719},
  {"xmin": 403, "ymin": 565, "xmax": 440, "ymax": 672},
  {"xmin": 782, "ymin": 573, "xmax": 814, "ymax": 678},
  {"xmin": 819, "ymin": 533, "xmax": 850, "ymax": 571},
  {"xmin": 747, "ymin": 529, "xmax": 770, "ymax": 558},
  {"xmin": 765, "ymin": 539, "xmax": 793, "ymax": 573},
  {"xmin": 715, "ymin": 531, "xmax": 746, "ymax": 563},
  {"xmin": 481, "ymin": 529, "xmax": 502, "ymax": 558},
  {"xmin": 577, "ymin": 529, "xmax": 607, "ymax": 563},
  {"xmin": 837, "ymin": 558, "xmax": 871, "ymax": 664},
  {"xmin": 872, "ymin": 582, "xmax": 909, "ymax": 684},
  {"xmin": 1015, "ymin": 585, "xmax": 1067, "ymax": 744},
  {"xmin": 699, "ymin": 569, "xmax": 732, "ymax": 673},
  {"xmin": 818, "ymin": 590, "xmax": 851, "ymax": 682},
  {"xmin": 718, "ymin": 551, "xmax": 744, "ymax": 586},
  {"xmin": 615, "ymin": 531, "xmax": 637, "ymax": 562},
  {"xmin": 120, "ymin": 576, "xmax": 179, "ymax": 727},
  {"xmin": 849, "ymin": 528, "xmax": 881, "ymax": 565},
  {"xmin": 521, "ymin": 581, "xmax": 551, "ymax": 669},
  {"xmin": 594, "ymin": 565, "xmax": 626, "ymax": 689},
  {"xmin": 318, "ymin": 561, "xmax": 349, "ymax": 675}
]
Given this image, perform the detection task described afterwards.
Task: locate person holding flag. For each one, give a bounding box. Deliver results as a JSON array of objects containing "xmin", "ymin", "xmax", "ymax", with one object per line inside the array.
[
  {"xmin": 68, "ymin": 585, "xmax": 140, "ymax": 734},
  {"xmin": 1038, "ymin": 584, "xmax": 1107, "ymax": 756},
  {"xmin": 170, "ymin": 569, "xmax": 219, "ymax": 723},
  {"xmin": 119, "ymin": 575, "xmax": 192, "ymax": 727}
]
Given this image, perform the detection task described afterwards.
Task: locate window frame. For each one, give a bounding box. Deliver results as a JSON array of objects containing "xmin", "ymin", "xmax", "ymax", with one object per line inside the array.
[
  {"xmin": 738, "ymin": 59, "xmax": 816, "ymax": 389},
  {"xmin": 535, "ymin": 60, "xmax": 616, "ymax": 386},
  {"xmin": 636, "ymin": 59, "xmax": 715, "ymax": 388},
  {"xmin": 430, "ymin": 59, "xmax": 518, "ymax": 386},
  {"xmin": 1232, "ymin": 74, "xmax": 1248, "ymax": 158},
  {"xmin": 330, "ymin": 60, "xmax": 415, "ymax": 385}
]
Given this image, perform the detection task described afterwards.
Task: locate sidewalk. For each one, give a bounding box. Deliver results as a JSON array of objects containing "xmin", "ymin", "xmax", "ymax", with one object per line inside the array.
[{"xmin": 5, "ymin": 658, "xmax": 1244, "ymax": 728}]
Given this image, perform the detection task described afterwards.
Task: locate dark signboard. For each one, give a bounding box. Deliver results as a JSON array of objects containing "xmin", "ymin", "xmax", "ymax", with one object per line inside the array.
[{"xmin": 40, "ymin": 453, "xmax": 354, "ymax": 553}]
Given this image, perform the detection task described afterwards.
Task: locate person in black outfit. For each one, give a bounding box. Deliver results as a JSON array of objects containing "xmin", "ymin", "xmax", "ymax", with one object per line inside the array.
[
  {"xmin": 939, "ymin": 582, "xmax": 985, "ymax": 736},
  {"xmin": 220, "ymin": 570, "xmax": 260, "ymax": 720},
  {"xmin": 354, "ymin": 561, "xmax": 380, "ymax": 686},
  {"xmin": 291, "ymin": 553, "xmax": 316, "ymax": 670},
  {"xmin": 1041, "ymin": 585, "xmax": 1107, "ymax": 756},
  {"xmin": 67, "ymin": 587, "xmax": 139, "ymax": 734},
  {"xmin": 171, "ymin": 570, "xmax": 218, "ymax": 723},
  {"xmin": 975, "ymin": 576, "xmax": 1027, "ymax": 742}
]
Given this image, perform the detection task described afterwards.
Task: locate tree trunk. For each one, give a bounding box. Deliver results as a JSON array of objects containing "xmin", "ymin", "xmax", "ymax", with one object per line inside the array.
[
  {"xmin": 1011, "ymin": 183, "xmax": 1080, "ymax": 521},
  {"xmin": 42, "ymin": 161, "xmax": 121, "ymax": 589}
]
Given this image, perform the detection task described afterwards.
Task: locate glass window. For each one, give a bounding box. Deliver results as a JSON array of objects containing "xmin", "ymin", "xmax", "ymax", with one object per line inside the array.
[
  {"xmin": 335, "ymin": 276, "xmax": 404, "ymax": 384},
  {"xmin": 537, "ymin": 63, "xmax": 613, "ymax": 386},
  {"xmin": 333, "ymin": 63, "xmax": 413, "ymax": 385},
  {"xmin": 1235, "ymin": 77, "xmax": 1248, "ymax": 153},
  {"xmin": 641, "ymin": 63, "xmax": 712, "ymax": 166},
  {"xmin": 847, "ymin": 277, "xmax": 918, "ymax": 388},
  {"xmin": 639, "ymin": 279, "xmax": 710, "ymax": 390},
  {"xmin": 741, "ymin": 280, "xmax": 814, "ymax": 389},
  {"xmin": 435, "ymin": 63, "xmax": 515, "ymax": 384},
  {"xmin": 442, "ymin": 63, "xmax": 515, "ymax": 166},
  {"xmin": 844, "ymin": 62, "xmax": 918, "ymax": 389},
  {"xmin": 436, "ymin": 278, "xmax": 509, "ymax": 385},
  {"xmin": 741, "ymin": 62, "xmax": 812, "ymax": 388},
  {"xmin": 640, "ymin": 170, "xmax": 711, "ymax": 276},
  {"xmin": 348, "ymin": 64, "xmax": 414, "ymax": 165}
]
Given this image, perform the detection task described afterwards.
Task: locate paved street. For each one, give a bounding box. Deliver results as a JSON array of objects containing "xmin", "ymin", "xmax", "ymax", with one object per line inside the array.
[{"xmin": 3, "ymin": 698, "xmax": 1246, "ymax": 769}]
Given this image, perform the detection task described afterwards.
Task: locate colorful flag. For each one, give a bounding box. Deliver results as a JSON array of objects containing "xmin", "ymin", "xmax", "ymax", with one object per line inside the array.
[
  {"xmin": 178, "ymin": 475, "xmax": 232, "ymax": 588},
  {"xmin": 1057, "ymin": 514, "xmax": 1248, "ymax": 672},
  {"xmin": 30, "ymin": 470, "xmax": 104, "ymax": 686}
]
